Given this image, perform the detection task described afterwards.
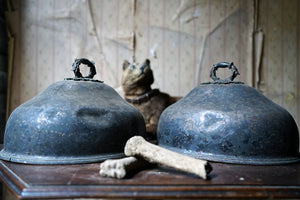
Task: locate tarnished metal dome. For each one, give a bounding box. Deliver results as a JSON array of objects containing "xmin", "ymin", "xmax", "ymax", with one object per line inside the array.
[
  {"xmin": 157, "ymin": 62, "xmax": 300, "ymax": 165},
  {"xmin": 0, "ymin": 58, "xmax": 146, "ymax": 164}
]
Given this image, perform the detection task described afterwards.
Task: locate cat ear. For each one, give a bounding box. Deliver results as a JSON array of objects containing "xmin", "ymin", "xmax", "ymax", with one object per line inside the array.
[
  {"xmin": 144, "ymin": 59, "xmax": 150, "ymax": 67},
  {"xmin": 122, "ymin": 60, "xmax": 130, "ymax": 70}
]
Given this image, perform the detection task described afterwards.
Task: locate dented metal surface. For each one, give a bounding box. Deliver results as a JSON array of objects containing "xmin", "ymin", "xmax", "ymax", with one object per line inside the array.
[
  {"xmin": 157, "ymin": 62, "xmax": 300, "ymax": 165},
  {"xmin": 0, "ymin": 59, "xmax": 146, "ymax": 164}
]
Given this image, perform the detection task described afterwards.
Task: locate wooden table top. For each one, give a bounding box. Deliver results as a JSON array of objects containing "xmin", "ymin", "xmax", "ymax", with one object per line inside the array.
[{"xmin": 0, "ymin": 159, "xmax": 300, "ymax": 199}]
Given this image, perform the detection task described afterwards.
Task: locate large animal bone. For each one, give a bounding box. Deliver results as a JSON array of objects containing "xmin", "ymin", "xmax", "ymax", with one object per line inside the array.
[
  {"xmin": 99, "ymin": 156, "xmax": 148, "ymax": 179},
  {"xmin": 124, "ymin": 136, "xmax": 212, "ymax": 179}
]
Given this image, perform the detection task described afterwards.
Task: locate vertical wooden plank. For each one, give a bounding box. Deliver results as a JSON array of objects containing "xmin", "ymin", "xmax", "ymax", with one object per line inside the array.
[
  {"xmin": 100, "ymin": 0, "xmax": 104, "ymax": 79},
  {"xmin": 179, "ymin": 0, "xmax": 202, "ymax": 94},
  {"xmin": 11, "ymin": 0, "xmax": 23, "ymax": 111},
  {"xmin": 51, "ymin": 0, "xmax": 56, "ymax": 83},
  {"xmin": 267, "ymin": 0, "xmax": 282, "ymax": 105},
  {"xmin": 297, "ymin": 0, "xmax": 300, "ymax": 126},
  {"xmin": 19, "ymin": 0, "xmax": 39, "ymax": 103},
  {"xmin": 192, "ymin": 0, "xmax": 198, "ymax": 85},
  {"xmin": 162, "ymin": 0, "xmax": 166, "ymax": 91},
  {"xmin": 238, "ymin": 0, "xmax": 241, "ymax": 71},
  {"xmin": 223, "ymin": 0, "xmax": 227, "ymax": 62},
  {"xmin": 208, "ymin": 0, "xmax": 212, "ymax": 69},
  {"xmin": 100, "ymin": 0, "xmax": 119, "ymax": 86},
  {"xmin": 115, "ymin": 0, "xmax": 119, "ymax": 85},
  {"xmin": 258, "ymin": 0, "xmax": 299, "ymax": 127},
  {"xmin": 34, "ymin": 0, "xmax": 39, "ymax": 95},
  {"xmin": 280, "ymin": 0, "xmax": 284, "ymax": 106},
  {"xmin": 257, "ymin": 0, "xmax": 270, "ymax": 96},
  {"xmin": 282, "ymin": 0, "xmax": 298, "ymax": 120},
  {"xmin": 147, "ymin": 0, "xmax": 150, "ymax": 59},
  {"xmin": 265, "ymin": 0, "xmax": 269, "ymax": 96},
  {"xmin": 177, "ymin": 0, "xmax": 181, "ymax": 94},
  {"xmin": 37, "ymin": 1, "xmax": 55, "ymax": 85},
  {"xmin": 135, "ymin": 0, "xmax": 150, "ymax": 62},
  {"xmin": 264, "ymin": 0, "xmax": 269, "ymax": 97},
  {"xmin": 60, "ymin": 0, "xmax": 75, "ymax": 81},
  {"xmin": 163, "ymin": 0, "xmax": 180, "ymax": 95},
  {"xmin": 147, "ymin": 0, "xmax": 164, "ymax": 91}
]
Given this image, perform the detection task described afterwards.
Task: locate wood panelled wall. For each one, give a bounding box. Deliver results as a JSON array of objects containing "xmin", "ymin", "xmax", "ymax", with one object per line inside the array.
[
  {"xmin": 258, "ymin": 0, "xmax": 300, "ymax": 127},
  {"xmin": 5, "ymin": 0, "xmax": 300, "ymax": 129}
]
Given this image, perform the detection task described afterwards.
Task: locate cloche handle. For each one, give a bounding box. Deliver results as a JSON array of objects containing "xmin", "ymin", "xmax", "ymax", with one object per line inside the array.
[
  {"xmin": 72, "ymin": 58, "xmax": 96, "ymax": 79},
  {"xmin": 64, "ymin": 58, "xmax": 103, "ymax": 83},
  {"xmin": 210, "ymin": 62, "xmax": 240, "ymax": 82}
]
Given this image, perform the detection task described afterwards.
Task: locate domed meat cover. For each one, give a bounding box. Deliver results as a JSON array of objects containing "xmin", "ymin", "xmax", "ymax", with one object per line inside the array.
[
  {"xmin": 0, "ymin": 58, "xmax": 146, "ymax": 164},
  {"xmin": 157, "ymin": 62, "xmax": 299, "ymax": 165}
]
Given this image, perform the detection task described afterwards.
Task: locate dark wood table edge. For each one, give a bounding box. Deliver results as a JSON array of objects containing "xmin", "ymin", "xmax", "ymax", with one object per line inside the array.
[
  {"xmin": 0, "ymin": 160, "xmax": 26, "ymax": 199},
  {"xmin": 18, "ymin": 185, "xmax": 300, "ymax": 199},
  {"xmin": 1, "ymin": 161, "xmax": 300, "ymax": 199}
]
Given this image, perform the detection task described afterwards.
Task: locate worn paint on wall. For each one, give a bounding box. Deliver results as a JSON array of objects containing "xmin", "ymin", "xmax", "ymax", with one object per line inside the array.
[
  {"xmin": 257, "ymin": 0, "xmax": 300, "ymax": 128},
  {"xmin": 7, "ymin": 0, "xmax": 254, "ymax": 106},
  {"xmin": 5, "ymin": 0, "xmax": 300, "ymax": 129}
]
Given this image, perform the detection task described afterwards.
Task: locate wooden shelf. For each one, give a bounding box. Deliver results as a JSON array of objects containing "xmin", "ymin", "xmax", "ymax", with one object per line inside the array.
[{"xmin": 0, "ymin": 160, "xmax": 300, "ymax": 199}]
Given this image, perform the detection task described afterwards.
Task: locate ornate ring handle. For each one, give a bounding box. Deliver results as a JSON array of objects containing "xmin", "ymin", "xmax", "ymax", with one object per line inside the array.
[
  {"xmin": 72, "ymin": 58, "xmax": 96, "ymax": 79},
  {"xmin": 210, "ymin": 62, "xmax": 240, "ymax": 82}
]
